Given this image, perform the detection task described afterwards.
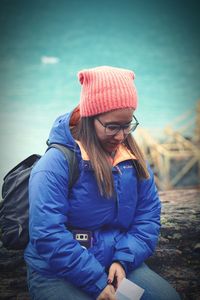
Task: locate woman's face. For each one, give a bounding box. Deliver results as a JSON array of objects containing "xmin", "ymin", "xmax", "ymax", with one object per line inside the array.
[{"xmin": 94, "ymin": 108, "xmax": 134, "ymax": 154}]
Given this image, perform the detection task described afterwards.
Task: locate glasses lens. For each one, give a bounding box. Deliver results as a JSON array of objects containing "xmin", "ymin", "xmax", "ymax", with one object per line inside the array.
[
  {"xmin": 105, "ymin": 125, "xmax": 120, "ymax": 135},
  {"xmin": 123, "ymin": 122, "xmax": 138, "ymax": 134},
  {"xmin": 104, "ymin": 118, "xmax": 139, "ymax": 136}
]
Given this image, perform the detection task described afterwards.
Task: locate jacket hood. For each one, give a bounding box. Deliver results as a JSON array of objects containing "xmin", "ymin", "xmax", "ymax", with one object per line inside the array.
[{"xmin": 47, "ymin": 110, "xmax": 77, "ymax": 152}]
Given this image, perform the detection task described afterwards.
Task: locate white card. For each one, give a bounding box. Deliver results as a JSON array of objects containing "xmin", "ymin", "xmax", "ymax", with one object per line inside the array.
[{"xmin": 115, "ymin": 278, "xmax": 144, "ymax": 300}]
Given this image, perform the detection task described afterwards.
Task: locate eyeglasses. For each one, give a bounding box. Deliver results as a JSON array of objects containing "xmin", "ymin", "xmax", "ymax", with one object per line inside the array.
[{"xmin": 96, "ymin": 115, "xmax": 139, "ymax": 136}]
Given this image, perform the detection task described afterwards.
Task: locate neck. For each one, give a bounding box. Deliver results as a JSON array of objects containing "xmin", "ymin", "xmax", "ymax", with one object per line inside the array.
[{"xmin": 110, "ymin": 151, "xmax": 116, "ymax": 158}]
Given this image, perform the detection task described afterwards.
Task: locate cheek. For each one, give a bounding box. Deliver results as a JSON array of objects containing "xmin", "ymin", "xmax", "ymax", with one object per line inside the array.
[
  {"xmin": 94, "ymin": 124, "xmax": 108, "ymax": 144},
  {"xmin": 96, "ymin": 130, "xmax": 106, "ymax": 143}
]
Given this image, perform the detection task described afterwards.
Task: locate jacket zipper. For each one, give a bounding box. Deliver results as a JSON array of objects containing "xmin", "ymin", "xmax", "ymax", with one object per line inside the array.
[
  {"xmin": 113, "ymin": 165, "xmax": 122, "ymax": 216},
  {"xmin": 115, "ymin": 165, "xmax": 122, "ymax": 175}
]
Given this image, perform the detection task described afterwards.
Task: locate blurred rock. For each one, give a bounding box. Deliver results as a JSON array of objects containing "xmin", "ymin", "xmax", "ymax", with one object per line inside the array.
[
  {"xmin": 193, "ymin": 243, "xmax": 200, "ymax": 253},
  {"xmin": 147, "ymin": 188, "xmax": 200, "ymax": 300}
]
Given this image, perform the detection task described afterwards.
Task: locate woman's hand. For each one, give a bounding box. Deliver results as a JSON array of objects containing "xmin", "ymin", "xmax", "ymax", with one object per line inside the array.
[
  {"xmin": 96, "ymin": 284, "xmax": 116, "ymax": 300},
  {"xmin": 107, "ymin": 262, "xmax": 126, "ymax": 290},
  {"xmin": 96, "ymin": 262, "xmax": 126, "ymax": 299}
]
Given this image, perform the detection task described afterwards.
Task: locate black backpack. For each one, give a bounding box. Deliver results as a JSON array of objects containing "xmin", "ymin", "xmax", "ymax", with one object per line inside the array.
[{"xmin": 0, "ymin": 143, "xmax": 79, "ymax": 250}]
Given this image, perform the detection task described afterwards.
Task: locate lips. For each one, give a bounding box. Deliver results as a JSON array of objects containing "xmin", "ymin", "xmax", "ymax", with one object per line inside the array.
[
  {"xmin": 102, "ymin": 141, "xmax": 122, "ymax": 154},
  {"xmin": 108, "ymin": 142, "xmax": 119, "ymax": 146},
  {"xmin": 107, "ymin": 142, "xmax": 120, "ymax": 149}
]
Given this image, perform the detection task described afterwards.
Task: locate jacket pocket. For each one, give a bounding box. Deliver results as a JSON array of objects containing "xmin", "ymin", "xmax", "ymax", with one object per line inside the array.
[
  {"xmin": 88, "ymin": 231, "xmax": 105, "ymax": 267},
  {"xmin": 89, "ymin": 229, "xmax": 121, "ymax": 268}
]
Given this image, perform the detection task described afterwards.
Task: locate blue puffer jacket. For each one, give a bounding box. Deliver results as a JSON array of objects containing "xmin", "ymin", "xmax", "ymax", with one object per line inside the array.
[{"xmin": 24, "ymin": 110, "xmax": 161, "ymax": 299}]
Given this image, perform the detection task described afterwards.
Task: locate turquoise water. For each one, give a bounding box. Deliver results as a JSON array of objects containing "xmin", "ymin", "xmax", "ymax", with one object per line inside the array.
[{"xmin": 0, "ymin": 0, "xmax": 200, "ymax": 186}]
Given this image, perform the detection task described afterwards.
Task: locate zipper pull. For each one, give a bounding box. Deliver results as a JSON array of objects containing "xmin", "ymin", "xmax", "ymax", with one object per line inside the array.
[{"xmin": 115, "ymin": 165, "xmax": 122, "ymax": 175}]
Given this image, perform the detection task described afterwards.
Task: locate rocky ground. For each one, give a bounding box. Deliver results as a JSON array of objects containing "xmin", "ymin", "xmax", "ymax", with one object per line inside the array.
[
  {"xmin": 148, "ymin": 188, "xmax": 200, "ymax": 300},
  {"xmin": 0, "ymin": 188, "xmax": 199, "ymax": 300}
]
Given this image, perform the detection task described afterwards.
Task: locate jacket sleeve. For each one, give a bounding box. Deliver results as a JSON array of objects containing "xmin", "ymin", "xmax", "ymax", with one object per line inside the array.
[
  {"xmin": 112, "ymin": 166, "xmax": 161, "ymax": 274},
  {"xmin": 28, "ymin": 149, "xmax": 107, "ymax": 298}
]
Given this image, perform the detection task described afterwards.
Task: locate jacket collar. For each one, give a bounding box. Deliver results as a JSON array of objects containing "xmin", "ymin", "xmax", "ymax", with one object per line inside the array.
[{"xmin": 76, "ymin": 140, "xmax": 136, "ymax": 166}]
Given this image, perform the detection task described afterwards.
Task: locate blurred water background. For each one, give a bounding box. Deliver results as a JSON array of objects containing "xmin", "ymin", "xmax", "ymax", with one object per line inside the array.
[{"xmin": 0, "ymin": 0, "xmax": 200, "ymax": 187}]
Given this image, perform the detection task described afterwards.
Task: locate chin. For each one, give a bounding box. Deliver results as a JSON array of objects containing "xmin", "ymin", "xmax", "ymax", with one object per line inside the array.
[{"xmin": 105, "ymin": 144, "xmax": 119, "ymax": 153}]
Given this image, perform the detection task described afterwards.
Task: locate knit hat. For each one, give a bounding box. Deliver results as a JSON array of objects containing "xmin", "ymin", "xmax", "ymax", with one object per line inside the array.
[{"xmin": 78, "ymin": 66, "xmax": 138, "ymax": 117}]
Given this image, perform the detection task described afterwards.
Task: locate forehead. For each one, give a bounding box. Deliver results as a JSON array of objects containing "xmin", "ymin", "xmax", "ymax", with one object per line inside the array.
[{"xmin": 99, "ymin": 108, "xmax": 134, "ymax": 123}]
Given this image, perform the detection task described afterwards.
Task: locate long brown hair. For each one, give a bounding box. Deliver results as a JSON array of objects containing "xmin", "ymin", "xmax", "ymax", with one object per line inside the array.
[{"xmin": 72, "ymin": 117, "xmax": 149, "ymax": 197}]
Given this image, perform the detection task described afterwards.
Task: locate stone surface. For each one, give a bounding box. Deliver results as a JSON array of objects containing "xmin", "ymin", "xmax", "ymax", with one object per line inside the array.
[
  {"xmin": 0, "ymin": 188, "xmax": 200, "ymax": 300},
  {"xmin": 147, "ymin": 188, "xmax": 200, "ymax": 300}
]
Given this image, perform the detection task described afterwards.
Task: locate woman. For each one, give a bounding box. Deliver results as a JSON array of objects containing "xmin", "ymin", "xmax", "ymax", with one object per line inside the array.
[{"xmin": 24, "ymin": 66, "xmax": 180, "ymax": 300}]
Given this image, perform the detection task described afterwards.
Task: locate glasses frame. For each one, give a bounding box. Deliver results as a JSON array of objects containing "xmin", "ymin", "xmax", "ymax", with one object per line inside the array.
[{"xmin": 95, "ymin": 115, "xmax": 139, "ymax": 136}]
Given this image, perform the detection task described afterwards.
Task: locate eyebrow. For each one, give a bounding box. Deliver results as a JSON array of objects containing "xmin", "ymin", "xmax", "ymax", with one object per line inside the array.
[{"xmin": 104, "ymin": 119, "xmax": 133, "ymax": 126}]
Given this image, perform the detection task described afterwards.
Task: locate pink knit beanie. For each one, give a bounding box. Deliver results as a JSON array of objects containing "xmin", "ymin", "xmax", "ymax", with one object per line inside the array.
[{"xmin": 78, "ymin": 66, "xmax": 138, "ymax": 117}]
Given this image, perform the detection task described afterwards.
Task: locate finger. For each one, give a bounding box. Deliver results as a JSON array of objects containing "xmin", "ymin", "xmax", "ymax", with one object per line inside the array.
[
  {"xmin": 117, "ymin": 270, "xmax": 126, "ymax": 287},
  {"xmin": 110, "ymin": 284, "xmax": 116, "ymax": 293},
  {"xmin": 97, "ymin": 285, "xmax": 116, "ymax": 300},
  {"xmin": 115, "ymin": 276, "xmax": 122, "ymax": 290},
  {"xmin": 108, "ymin": 285, "xmax": 117, "ymax": 300},
  {"xmin": 108, "ymin": 265, "xmax": 116, "ymax": 284}
]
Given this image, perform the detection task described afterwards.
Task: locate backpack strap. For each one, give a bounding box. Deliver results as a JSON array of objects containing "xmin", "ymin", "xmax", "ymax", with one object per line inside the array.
[{"xmin": 47, "ymin": 143, "xmax": 79, "ymax": 189}]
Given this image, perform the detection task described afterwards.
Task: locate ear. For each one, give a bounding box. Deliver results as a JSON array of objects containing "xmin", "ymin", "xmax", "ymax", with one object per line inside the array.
[
  {"xmin": 131, "ymin": 71, "xmax": 135, "ymax": 80},
  {"xmin": 78, "ymin": 72, "xmax": 84, "ymax": 85}
]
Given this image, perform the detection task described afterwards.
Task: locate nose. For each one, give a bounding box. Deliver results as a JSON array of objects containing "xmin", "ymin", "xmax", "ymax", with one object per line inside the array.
[{"xmin": 113, "ymin": 129, "xmax": 125, "ymax": 142}]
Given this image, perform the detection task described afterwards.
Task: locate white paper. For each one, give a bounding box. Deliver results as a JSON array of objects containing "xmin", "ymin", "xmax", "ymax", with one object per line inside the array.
[{"xmin": 115, "ymin": 278, "xmax": 144, "ymax": 300}]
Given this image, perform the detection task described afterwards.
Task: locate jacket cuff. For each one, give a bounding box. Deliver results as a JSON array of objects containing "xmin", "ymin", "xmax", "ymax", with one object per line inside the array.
[
  {"xmin": 92, "ymin": 272, "xmax": 108, "ymax": 299},
  {"xmin": 112, "ymin": 251, "xmax": 135, "ymax": 275},
  {"xmin": 112, "ymin": 260, "xmax": 128, "ymax": 275}
]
